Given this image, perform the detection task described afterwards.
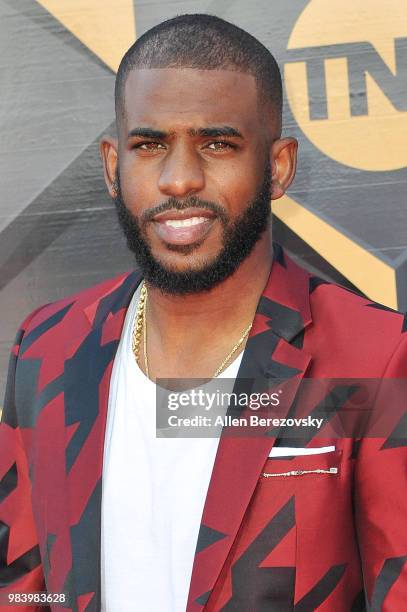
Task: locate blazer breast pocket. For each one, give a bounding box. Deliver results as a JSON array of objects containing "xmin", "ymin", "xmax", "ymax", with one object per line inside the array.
[{"xmin": 260, "ymin": 448, "xmax": 342, "ymax": 481}]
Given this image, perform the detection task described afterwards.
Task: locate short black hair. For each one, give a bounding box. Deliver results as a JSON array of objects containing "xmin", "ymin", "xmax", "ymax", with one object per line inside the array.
[{"xmin": 115, "ymin": 13, "xmax": 282, "ymax": 132}]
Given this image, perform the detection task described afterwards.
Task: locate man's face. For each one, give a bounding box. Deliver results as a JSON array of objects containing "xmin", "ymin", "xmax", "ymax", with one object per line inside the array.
[{"xmin": 113, "ymin": 68, "xmax": 275, "ymax": 293}]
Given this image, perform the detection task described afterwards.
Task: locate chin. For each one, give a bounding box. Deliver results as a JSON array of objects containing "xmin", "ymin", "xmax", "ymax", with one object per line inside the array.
[
  {"xmin": 154, "ymin": 242, "xmax": 218, "ymax": 265},
  {"xmin": 154, "ymin": 255, "xmax": 214, "ymax": 275}
]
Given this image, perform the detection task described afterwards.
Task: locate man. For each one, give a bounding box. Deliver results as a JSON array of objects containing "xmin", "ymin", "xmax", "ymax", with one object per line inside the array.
[{"xmin": 0, "ymin": 13, "xmax": 406, "ymax": 612}]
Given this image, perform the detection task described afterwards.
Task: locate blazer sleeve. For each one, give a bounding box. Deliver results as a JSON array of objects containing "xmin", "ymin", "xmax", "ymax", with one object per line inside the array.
[
  {"xmin": 355, "ymin": 333, "xmax": 407, "ymax": 611},
  {"xmin": 0, "ymin": 308, "xmax": 48, "ymax": 611}
]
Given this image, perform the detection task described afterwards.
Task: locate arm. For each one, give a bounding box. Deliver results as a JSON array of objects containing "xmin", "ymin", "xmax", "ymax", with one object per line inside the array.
[
  {"xmin": 0, "ymin": 309, "xmax": 47, "ymax": 611},
  {"xmin": 355, "ymin": 334, "xmax": 407, "ymax": 611}
]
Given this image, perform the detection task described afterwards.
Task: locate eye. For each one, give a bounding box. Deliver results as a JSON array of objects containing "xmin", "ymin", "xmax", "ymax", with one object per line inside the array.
[
  {"xmin": 205, "ymin": 141, "xmax": 236, "ymax": 151},
  {"xmin": 133, "ymin": 141, "xmax": 166, "ymax": 151}
]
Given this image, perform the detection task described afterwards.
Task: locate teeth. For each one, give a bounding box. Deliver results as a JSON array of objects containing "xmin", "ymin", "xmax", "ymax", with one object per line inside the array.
[{"xmin": 164, "ymin": 217, "xmax": 207, "ymax": 228}]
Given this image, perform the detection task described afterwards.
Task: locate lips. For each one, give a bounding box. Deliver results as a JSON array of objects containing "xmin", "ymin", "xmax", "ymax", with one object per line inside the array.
[
  {"xmin": 152, "ymin": 206, "xmax": 215, "ymax": 221},
  {"xmin": 152, "ymin": 207, "xmax": 216, "ymax": 245}
]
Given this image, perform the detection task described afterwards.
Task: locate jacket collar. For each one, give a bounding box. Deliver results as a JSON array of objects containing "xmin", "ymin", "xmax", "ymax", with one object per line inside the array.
[
  {"xmin": 60, "ymin": 243, "xmax": 312, "ymax": 610},
  {"xmin": 61, "ymin": 270, "xmax": 142, "ymax": 610},
  {"xmin": 186, "ymin": 243, "xmax": 313, "ymax": 610}
]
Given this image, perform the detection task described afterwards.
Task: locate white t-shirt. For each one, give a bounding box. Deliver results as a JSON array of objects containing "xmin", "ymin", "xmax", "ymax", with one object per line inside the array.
[{"xmin": 101, "ymin": 285, "xmax": 243, "ymax": 611}]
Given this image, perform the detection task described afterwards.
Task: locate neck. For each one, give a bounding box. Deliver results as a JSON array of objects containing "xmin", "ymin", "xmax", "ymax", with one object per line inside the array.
[{"xmin": 141, "ymin": 233, "xmax": 273, "ymax": 378}]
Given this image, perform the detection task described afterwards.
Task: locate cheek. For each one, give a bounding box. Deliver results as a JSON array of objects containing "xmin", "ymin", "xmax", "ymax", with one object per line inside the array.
[
  {"xmin": 210, "ymin": 155, "xmax": 265, "ymax": 212},
  {"xmin": 216, "ymin": 176, "xmax": 263, "ymax": 216},
  {"xmin": 120, "ymin": 168, "xmax": 159, "ymax": 214}
]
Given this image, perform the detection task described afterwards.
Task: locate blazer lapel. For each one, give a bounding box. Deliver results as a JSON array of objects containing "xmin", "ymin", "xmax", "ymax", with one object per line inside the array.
[
  {"xmin": 61, "ymin": 270, "xmax": 142, "ymax": 611},
  {"xmin": 187, "ymin": 244, "xmax": 313, "ymax": 610}
]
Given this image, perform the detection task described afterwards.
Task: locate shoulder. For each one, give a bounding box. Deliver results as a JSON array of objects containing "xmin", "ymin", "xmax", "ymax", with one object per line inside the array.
[
  {"xmin": 308, "ymin": 275, "xmax": 407, "ymax": 374},
  {"xmin": 17, "ymin": 270, "xmax": 138, "ymax": 342},
  {"xmin": 309, "ymin": 276, "xmax": 405, "ymax": 334}
]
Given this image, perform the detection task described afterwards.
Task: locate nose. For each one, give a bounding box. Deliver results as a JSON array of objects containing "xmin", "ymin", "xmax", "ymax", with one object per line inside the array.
[{"xmin": 158, "ymin": 142, "xmax": 205, "ymax": 198}]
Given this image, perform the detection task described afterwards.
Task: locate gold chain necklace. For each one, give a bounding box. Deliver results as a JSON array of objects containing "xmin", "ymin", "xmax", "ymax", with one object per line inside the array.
[{"xmin": 132, "ymin": 282, "xmax": 252, "ymax": 378}]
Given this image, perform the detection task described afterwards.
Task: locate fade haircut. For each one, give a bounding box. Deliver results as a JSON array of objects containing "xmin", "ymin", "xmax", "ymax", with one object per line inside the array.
[{"xmin": 115, "ymin": 13, "xmax": 283, "ymax": 133}]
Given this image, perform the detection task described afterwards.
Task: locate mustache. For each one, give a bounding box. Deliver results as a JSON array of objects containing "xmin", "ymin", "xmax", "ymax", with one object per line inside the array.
[{"xmin": 141, "ymin": 195, "xmax": 229, "ymax": 225}]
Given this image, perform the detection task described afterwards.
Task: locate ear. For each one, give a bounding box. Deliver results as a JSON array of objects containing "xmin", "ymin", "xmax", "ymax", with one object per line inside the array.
[
  {"xmin": 99, "ymin": 136, "xmax": 119, "ymax": 197},
  {"xmin": 270, "ymin": 137, "xmax": 298, "ymax": 200}
]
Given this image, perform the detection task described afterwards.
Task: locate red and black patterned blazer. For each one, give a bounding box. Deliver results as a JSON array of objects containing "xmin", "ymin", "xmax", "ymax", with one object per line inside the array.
[{"xmin": 1, "ymin": 244, "xmax": 406, "ymax": 611}]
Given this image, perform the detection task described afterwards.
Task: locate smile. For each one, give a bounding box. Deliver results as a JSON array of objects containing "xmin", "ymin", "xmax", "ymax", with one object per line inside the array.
[
  {"xmin": 152, "ymin": 208, "xmax": 216, "ymax": 246},
  {"xmin": 163, "ymin": 216, "xmax": 208, "ymax": 228}
]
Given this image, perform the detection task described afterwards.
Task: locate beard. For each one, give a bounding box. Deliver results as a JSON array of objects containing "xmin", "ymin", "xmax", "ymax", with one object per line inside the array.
[{"xmin": 113, "ymin": 164, "xmax": 272, "ymax": 295}]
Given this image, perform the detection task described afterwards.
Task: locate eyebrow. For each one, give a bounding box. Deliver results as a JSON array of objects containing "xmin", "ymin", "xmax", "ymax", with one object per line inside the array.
[
  {"xmin": 128, "ymin": 127, "xmax": 167, "ymax": 139},
  {"xmin": 127, "ymin": 126, "xmax": 244, "ymax": 139},
  {"xmin": 190, "ymin": 126, "xmax": 243, "ymax": 138}
]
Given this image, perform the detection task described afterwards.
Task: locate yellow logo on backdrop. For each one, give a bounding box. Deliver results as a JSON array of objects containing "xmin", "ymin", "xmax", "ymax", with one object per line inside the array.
[{"xmin": 284, "ymin": 0, "xmax": 407, "ymax": 171}]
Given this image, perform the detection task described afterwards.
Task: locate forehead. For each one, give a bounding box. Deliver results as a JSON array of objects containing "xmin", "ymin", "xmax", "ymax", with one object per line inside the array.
[{"xmin": 122, "ymin": 68, "xmax": 260, "ymax": 133}]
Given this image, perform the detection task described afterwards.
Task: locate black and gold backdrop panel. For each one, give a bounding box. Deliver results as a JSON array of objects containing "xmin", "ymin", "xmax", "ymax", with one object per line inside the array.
[{"xmin": 1, "ymin": 0, "xmax": 406, "ymax": 398}]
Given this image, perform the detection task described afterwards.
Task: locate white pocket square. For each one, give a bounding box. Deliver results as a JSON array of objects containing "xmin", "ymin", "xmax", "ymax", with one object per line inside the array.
[{"xmin": 269, "ymin": 445, "xmax": 335, "ymax": 457}]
